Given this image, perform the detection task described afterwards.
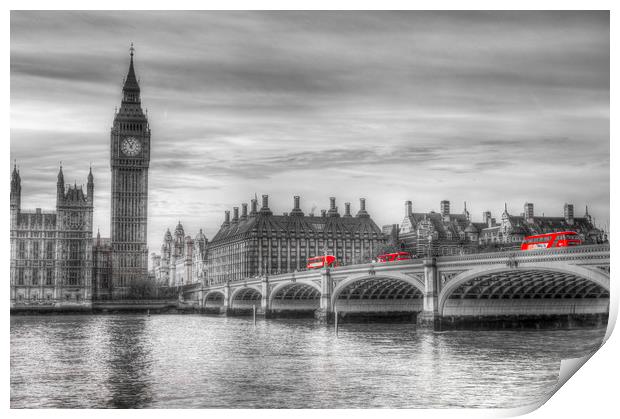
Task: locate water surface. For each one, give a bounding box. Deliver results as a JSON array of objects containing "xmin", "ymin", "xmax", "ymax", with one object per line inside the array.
[{"xmin": 10, "ymin": 314, "xmax": 606, "ymax": 408}]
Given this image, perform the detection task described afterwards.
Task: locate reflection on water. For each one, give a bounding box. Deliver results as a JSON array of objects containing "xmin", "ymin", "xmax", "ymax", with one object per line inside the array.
[{"xmin": 10, "ymin": 315, "xmax": 606, "ymax": 408}]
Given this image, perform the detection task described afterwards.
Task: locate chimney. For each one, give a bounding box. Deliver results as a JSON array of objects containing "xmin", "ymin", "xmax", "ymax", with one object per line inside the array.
[
  {"xmin": 223, "ymin": 210, "xmax": 230, "ymax": 226},
  {"xmin": 241, "ymin": 203, "xmax": 248, "ymax": 220},
  {"xmin": 344, "ymin": 202, "xmax": 352, "ymax": 217},
  {"xmin": 405, "ymin": 200, "xmax": 413, "ymax": 217},
  {"xmin": 356, "ymin": 198, "xmax": 369, "ymax": 217},
  {"xmin": 328, "ymin": 197, "xmax": 339, "ymax": 217},
  {"xmin": 250, "ymin": 199, "xmax": 258, "ymax": 216},
  {"xmin": 524, "ymin": 202, "xmax": 534, "ymax": 222},
  {"xmin": 260, "ymin": 194, "xmax": 272, "ymax": 215},
  {"xmin": 232, "ymin": 207, "xmax": 239, "ymax": 223},
  {"xmin": 440, "ymin": 200, "xmax": 450, "ymax": 221},
  {"xmin": 564, "ymin": 203, "xmax": 574, "ymax": 225},
  {"xmin": 291, "ymin": 195, "xmax": 304, "ymax": 216},
  {"xmin": 483, "ymin": 211, "xmax": 492, "ymax": 227},
  {"xmin": 321, "ymin": 209, "xmax": 327, "ymax": 218}
]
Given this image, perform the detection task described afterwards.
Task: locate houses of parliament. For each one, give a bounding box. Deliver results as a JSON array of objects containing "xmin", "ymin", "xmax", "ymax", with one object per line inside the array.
[
  {"xmin": 10, "ymin": 48, "xmax": 606, "ymax": 308},
  {"xmin": 10, "ymin": 46, "xmax": 151, "ymax": 306}
]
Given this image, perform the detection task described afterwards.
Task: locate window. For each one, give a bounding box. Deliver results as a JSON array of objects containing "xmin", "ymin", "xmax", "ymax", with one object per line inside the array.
[
  {"xmin": 46, "ymin": 241, "xmax": 54, "ymax": 259},
  {"xmin": 32, "ymin": 242, "xmax": 40, "ymax": 259},
  {"xmin": 18, "ymin": 241, "xmax": 26, "ymax": 259},
  {"xmin": 46, "ymin": 269, "xmax": 53, "ymax": 285},
  {"xmin": 17, "ymin": 269, "xmax": 24, "ymax": 285},
  {"xmin": 46, "ymin": 294, "xmax": 51, "ymax": 301},
  {"xmin": 32, "ymin": 269, "xmax": 39, "ymax": 285},
  {"xmin": 69, "ymin": 241, "xmax": 80, "ymax": 260}
]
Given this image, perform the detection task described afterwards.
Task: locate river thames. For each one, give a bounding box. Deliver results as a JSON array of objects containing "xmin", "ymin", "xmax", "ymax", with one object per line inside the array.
[{"xmin": 10, "ymin": 314, "xmax": 606, "ymax": 409}]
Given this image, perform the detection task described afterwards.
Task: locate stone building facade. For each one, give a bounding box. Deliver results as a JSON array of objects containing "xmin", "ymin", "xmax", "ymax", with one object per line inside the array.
[
  {"xmin": 151, "ymin": 222, "xmax": 208, "ymax": 287},
  {"xmin": 92, "ymin": 231, "xmax": 113, "ymax": 300},
  {"xmin": 206, "ymin": 195, "xmax": 385, "ymax": 285},
  {"xmin": 10, "ymin": 164, "xmax": 94, "ymax": 306},
  {"xmin": 394, "ymin": 200, "xmax": 606, "ymax": 256}
]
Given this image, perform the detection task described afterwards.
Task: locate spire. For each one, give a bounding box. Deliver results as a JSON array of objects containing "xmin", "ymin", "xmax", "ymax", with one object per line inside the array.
[
  {"xmin": 122, "ymin": 42, "xmax": 140, "ymax": 103},
  {"xmin": 11, "ymin": 161, "xmax": 20, "ymax": 187},
  {"xmin": 10, "ymin": 160, "xmax": 21, "ymax": 209},
  {"xmin": 88, "ymin": 165, "xmax": 93, "ymax": 183},
  {"xmin": 57, "ymin": 163, "xmax": 64, "ymax": 184}
]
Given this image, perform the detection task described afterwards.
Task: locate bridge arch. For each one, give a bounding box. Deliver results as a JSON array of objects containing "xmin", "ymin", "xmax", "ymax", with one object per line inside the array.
[
  {"xmin": 438, "ymin": 265, "xmax": 610, "ymax": 317},
  {"xmin": 230, "ymin": 285, "xmax": 262, "ymax": 310},
  {"xmin": 269, "ymin": 280, "xmax": 321, "ymax": 313},
  {"xmin": 203, "ymin": 290, "xmax": 226, "ymax": 308},
  {"xmin": 331, "ymin": 272, "xmax": 425, "ymax": 313}
]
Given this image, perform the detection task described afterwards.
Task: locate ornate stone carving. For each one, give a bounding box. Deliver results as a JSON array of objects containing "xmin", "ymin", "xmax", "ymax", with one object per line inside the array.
[{"xmin": 438, "ymin": 271, "xmax": 465, "ymax": 286}]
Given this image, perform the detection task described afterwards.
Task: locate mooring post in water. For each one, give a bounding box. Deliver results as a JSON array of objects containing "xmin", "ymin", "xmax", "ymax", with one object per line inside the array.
[
  {"xmin": 253, "ymin": 304, "xmax": 256, "ymax": 326},
  {"xmin": 147, "ymin": 309, "xmax": 150, "ymax": 317},
  {"xmin": 335, "ymin": 308, "xmax": 339, "ymax": 337}
]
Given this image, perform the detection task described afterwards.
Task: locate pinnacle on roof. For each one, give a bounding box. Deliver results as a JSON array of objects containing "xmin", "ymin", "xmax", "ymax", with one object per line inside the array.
[
  {"xmin": 175, "ymin": 220, "xmax": 184, "ymax": 235},
  {"xmin": 123, "ymin": 42, "xmax": 140, "ymax": 94},
  {"xmin": 11, "ymin": 161, "xmax": 20, "ymax": 183},
  {"xmin": 57, "ymin": 164, "xmax": 64, "ymax": 183}
]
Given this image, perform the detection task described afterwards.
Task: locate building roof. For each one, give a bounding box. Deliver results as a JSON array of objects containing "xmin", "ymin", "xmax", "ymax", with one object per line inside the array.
[
  {"xmin": 210, "ymin": 212, "xmax": 383, "ymax": 245},
  {"xmin": 402, "ymin": 211, "xmax": 470, "ymax": 240}
]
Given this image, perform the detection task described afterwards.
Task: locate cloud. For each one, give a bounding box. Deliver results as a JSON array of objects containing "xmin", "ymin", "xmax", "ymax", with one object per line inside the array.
[{"xmin": 10, "ymin": 11, "xmax": 610, "ymax": 251}]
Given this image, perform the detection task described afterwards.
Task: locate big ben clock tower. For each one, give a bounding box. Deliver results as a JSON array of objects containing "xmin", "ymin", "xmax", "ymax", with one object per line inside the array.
[{"xmin": 110, "ymin": 44, "xmax": 150, "ymax": 296}]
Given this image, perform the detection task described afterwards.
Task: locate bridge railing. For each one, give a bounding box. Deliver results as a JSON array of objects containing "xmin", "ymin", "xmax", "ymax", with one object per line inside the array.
[{"xmin": 438, "ymin": 244, "xmax": 610, "ymax": 263}]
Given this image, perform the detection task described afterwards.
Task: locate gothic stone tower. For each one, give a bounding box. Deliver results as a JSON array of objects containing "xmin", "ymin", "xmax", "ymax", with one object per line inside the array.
[
  {"xmin": 56, "ymin": 166, "xmax": 94, "ymax": 301},
  {"xmin": 110, "ymin": 45, "xmax": 151, "ymax": 296}
]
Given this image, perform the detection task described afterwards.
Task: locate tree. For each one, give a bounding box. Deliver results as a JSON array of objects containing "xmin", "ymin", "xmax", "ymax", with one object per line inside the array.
[{"xmin": 127, "ymin": 278, "xmax": 157, "ymax": 300}]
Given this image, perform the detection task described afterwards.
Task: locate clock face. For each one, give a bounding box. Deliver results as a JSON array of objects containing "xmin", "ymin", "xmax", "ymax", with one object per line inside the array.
[{"xmin": 121, "ymin": 137, "xmax": 142, "ymax": 156}]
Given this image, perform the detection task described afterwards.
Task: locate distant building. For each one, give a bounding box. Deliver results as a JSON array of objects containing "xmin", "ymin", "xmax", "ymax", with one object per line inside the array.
[
  {"xmin": 10, "ymin": 164, "xmax": 94, "ymax": 306},
  {"xmin": 206, "ymin": 195, "xmax": 385, "ymax": 284},
  {"xmin": 151, "ymin": 222, "xmax": 208, "ymax": 286},
  {"xmin": 393, "ymin": 200, "xmax": 605, "ymax": 256},
  {"xmin": 398, "ymin": 200, "xmax": 473, "ymax": 256}
]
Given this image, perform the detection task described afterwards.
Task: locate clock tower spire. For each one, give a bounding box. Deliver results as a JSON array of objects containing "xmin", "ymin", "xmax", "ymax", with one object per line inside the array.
[{"xmin": 109, "ymin": 44, "xmax": 151, "ymax": 297}]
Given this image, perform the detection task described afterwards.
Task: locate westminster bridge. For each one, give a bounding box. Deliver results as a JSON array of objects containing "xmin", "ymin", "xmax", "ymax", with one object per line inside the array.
[{"xmin": 181, "ymin": 244, "xmax": 610, "ymax": 329}]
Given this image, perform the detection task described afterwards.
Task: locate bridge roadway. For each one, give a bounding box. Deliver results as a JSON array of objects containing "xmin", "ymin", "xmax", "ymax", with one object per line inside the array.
[{"xmin": 182, "ymin": 244, "xmax": 610, "ymax": 329}]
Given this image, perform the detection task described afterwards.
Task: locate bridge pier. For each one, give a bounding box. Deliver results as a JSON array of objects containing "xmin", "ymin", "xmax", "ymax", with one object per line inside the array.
[
  {"xmin": 417, "ymin": 257, "xmax": 441, "ymax": 330},
  {"xmin": 221, "ymin": 282, "xmax": 231, "ymax": 315},
  {"xmin": 260, "ymin": 276, "xmax": 272, "ymax": 318},
  {"xmin": 314, "ymin": 267, "xmax": 333, "ymax": 323}
]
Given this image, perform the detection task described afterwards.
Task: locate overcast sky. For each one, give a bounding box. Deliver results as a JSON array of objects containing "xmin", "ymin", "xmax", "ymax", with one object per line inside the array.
[{"xmin": 10, "ymin": 11, "xmax": 609, "ymax": 252}]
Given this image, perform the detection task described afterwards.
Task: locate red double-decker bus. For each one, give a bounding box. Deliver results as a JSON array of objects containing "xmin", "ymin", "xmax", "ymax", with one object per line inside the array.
[
  {"xmin": 520, "ymin": 231, "xmax": 581, "ymax": 251},
  {"xmin": 306, "ymin": 255, "xmax": 337, "ymax": 269},
  {"xmin": 377, "ymin": 252, "xmax": 412, "ymax": 262}
]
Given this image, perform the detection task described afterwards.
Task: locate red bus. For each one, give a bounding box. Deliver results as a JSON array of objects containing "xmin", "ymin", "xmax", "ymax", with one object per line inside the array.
[
  {"xmin": 306, "ymin": 255, "xmax": 337, "ymax": 269},
  {"xmin": 377, "ymin": 252, "xmax": 412, "ymax": 262},
  {"xmin": 521, "ymin": 231, "xmax": 581, "ymax": 251}
]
